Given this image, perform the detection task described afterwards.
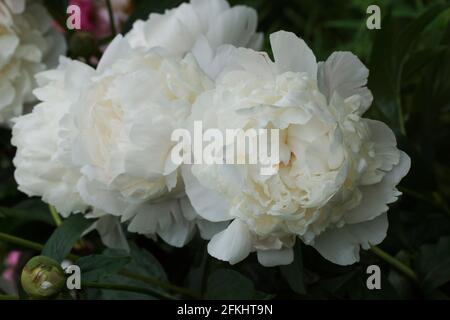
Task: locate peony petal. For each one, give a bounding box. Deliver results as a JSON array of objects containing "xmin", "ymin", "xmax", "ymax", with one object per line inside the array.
[
  {"xmin": 0, "ymin": 34, "xmax": 19, "ymax": 61},
  {"xmin": 5, "ymin": 0, "xmax": 25, "ymax": 13},
  {"xmin": 197, "ymin": 219, "xmax": 229, "ymax": 240},
  {"xmin": 77, "ymin": 176, "xmax": 129, "ymax": 216},
  {"xmin": 191, "ymin": 0, "xmax": 230, "ymax": 32},
  {"xmin": 227, "ymin": 47, "xmax": 275, "ymax": 80},
  {"xmin": 126, "ymin": 200, "xmax": 195, "ymax": 248},
  {"xmin": 269, "ymin": 31, "xmax": 317, "ymax": 79},
  {"xmin": 95, "ymin": 215, "xmax": 130, "ymax": 252},
  {"xmin": 157, "ymin": 205, "xmax": 196, "ymax": 248},
  {"xmin": 207, "ymin": 219, "xmax": 252, "ymax": 264},
  {"xmin": 344, "ymin": 150, "xmax": 410, "ymax": 224},
  {"xmin": 97, "ymin": 35, "xmax": 132, "ymax": 72},
  {"xmin": 257, "ymin": 248, "xmax": 294, "ymax": 267},
  {"xmin": 313, "ymin": 213, "xmax": 388, "ymax": 265},
  {"xmin": 126, "ymin": 202, "xmax": 172, "ymax": 234},
  {"xmin": 181, "ymin": 165, "xmax": 232, "ymax": 222},
  {"xmin": 192, "ymin": 37, "xmax": 236, "ymax": 79},
  {"xmin": 206, "ymin": 5, "xmax": 258, "ymax": 50},
  {"xmin": 317, "ymin": 52, "xmax": 372, "ymax": 114}
]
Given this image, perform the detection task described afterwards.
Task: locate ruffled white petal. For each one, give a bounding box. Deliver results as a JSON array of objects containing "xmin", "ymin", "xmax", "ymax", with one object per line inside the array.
[
  {"xmin": 344, "ymin": 141, "xmax": 410, "ymax": 224},
  {"xmin": 0, "ymin": 0, "xmax": 66, "ymax": 124},
  {"xmin": 126, "ymin": 0, "xmax": 262, "ymax": 56},
  {"xmin": 318, "ymin": 51, "xmax": 372, "ymax": 114},
  {"xmin": 313, "ymin": 213, "xmax": 388, "ymax": 265}
]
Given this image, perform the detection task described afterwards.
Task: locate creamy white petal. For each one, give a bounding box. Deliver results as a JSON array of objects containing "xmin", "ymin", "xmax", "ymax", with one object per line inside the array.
[
  {"xmin": 207, "ymin": 219, "xmax": 252, "ymax": 264},
  {"xmin": 206, "ymin": 5, "xmax": 258, "ymax": 50},
  {"xmin": 182, "ymin": 165, "xmax": 232, "ymax": 222},
  {"xmin": 344, "ymin": 150, "xmax": 410, "ymax": 224},
  {"xmin": 97, "ymin": 35, "xmax": 132, "ymax": 73},
  {"xmin": 95, "ymin": 215, "xmax": 130, "ymax": 252},
  {"xmin": 197, "ymin": 220, "xmax": 229, "ymax": 240},
  {"xmin": 313, "ymin": 213, "xmax": 388, "ymax": 265},
  {"xmin": 0, "ymin": 0, "xmax": 66, "ymax": 124},
  {"xmin": 270, "ymin": 31, "xmax": 317, "ymax": 79},
  {"xmin": 318, "ymin": 51, "xmax": 372, "ymax": 114},
  {"xmin": 257, "ymin": 248, "xmax": 294, "ymax": 267},
  {"xmin": 126, "ymin": 0, "xmax": 262, "ymax": 56}
]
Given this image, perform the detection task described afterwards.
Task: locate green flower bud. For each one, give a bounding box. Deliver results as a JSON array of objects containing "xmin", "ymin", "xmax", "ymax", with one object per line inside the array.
[
  {"xmin": 69, "ymin": 31, "xmax": 96, "ymax": 58},
  {"xmin": 21, "ymin": 256, "xmax": 66, "ymax": 299}
]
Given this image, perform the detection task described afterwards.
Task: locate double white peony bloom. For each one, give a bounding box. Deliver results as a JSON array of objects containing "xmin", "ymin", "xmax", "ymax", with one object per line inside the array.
[
  {"xmin": 0, "ymin": 0, "xmax": 65, "ymax": 124},
  {"xmin": 183, "ymin": 31, "xmax": 410, "ymax": 266},
  {"xmin": 12, "ymin": 0, "xmax": 410, "ymax": 266}
]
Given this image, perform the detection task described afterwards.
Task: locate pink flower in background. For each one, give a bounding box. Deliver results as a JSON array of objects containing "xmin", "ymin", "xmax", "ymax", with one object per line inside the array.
[
  {"xmin": 0, "ymin": 250, "xmax": 22, "ymax": 294},
  {"xmin": 2, "ymin": 251, "xmax": 21, "ymax": 281},
  {"xmin": 69, "ymin": 0, "xmax": 132, "ymax": 38}
]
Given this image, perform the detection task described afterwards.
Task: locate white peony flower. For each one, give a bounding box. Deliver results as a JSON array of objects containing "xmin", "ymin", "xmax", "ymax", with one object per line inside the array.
[
  {"xmin": 126, "ymin": 0, "xmax": 262, "ymax": 57},
  {"xmin": 12, "ymin": 57, "xmax": 93, "ymax": 216},
  {"xmin": 67, "ymin": 36, "xmax": 214, "ymax": 247},
  {"xmin": 12, "ymin": 35, "xmax": 214, "ymax": 249},
  {"xmin": 183, "ymin": 31, "xmax": 411, "ymax": 266},
  {"xmin": 0, "ymin": 0, "xmax": 66, "ymax": 124}
]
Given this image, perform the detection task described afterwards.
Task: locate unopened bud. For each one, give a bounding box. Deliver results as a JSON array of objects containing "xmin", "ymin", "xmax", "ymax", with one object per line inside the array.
[{"xmin": 21, "ymin": 256, "xmax": 65, "ymax": 299}]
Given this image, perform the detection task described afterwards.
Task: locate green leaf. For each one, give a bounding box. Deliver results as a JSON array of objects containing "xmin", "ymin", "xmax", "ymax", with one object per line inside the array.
[
  {"xmin": 76, "ymin": 253, "xmax": 131, "ymax": 282},
  {"xmin": 369, "ymin": 4, "xmax": 449, "ymax": 132},
  {"xmin": 319, "ymin": 271, "xmax": 358, "ymax": 295},
  {"xmin": 280, "ymin": 244, "xmax": 306, "ymax": 295},
  {"xmin": 42, "ymin": 214, "xmax": 93, "ymax": 262},
  {"xmin": 0, "ymin": 199, "xmax": 54, "ymax": 225},
  {"xmin": 87, "ymin": 245, "xmax": 167, "ymax": 300},
  {"xmin": 318, "ymin": 269, "xmax": 398, "ymax": 299},
  {"xmin": 414, "ymin": 236, "xmax": 450, "ymax": 295},
  {"xmin": 205, "ymin": 269, "xmax": 255, "ymax": 300},
  {"xmin": 185, "ymin": 246, "xmax": 208, "ymax": 295}
]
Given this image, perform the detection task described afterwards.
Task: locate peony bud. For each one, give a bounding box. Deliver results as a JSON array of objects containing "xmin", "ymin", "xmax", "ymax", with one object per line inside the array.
[{"xmin": 21, "ymin": 256, "xmax": 66, "ymax": 299}]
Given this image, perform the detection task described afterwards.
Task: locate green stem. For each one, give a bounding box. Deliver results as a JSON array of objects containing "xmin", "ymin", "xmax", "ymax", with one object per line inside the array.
[
  {"xmin": 105, "ymin": 0, "xmax": 117, "ymax": 36},
  {"xmin": 0, "ymin": 232, "xmax": 199, "ymax": 299},
  {"xmin": 0, "ymin": 294, "xmax": 19, "ymax": 300},
  {"xmin": 370, "ymin": 245, "xmax": 418, "ymax": 283},
  {"xmin": 49, "ymin": 205, "xmax": 62, "ymax": 226},
  {"xmin": 0, "ymin": 232, "xmax": 45, "ymax": 252},
  {"xmin": 81, "ymin": 281, "xmax": 176, "ymax": 300}
]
